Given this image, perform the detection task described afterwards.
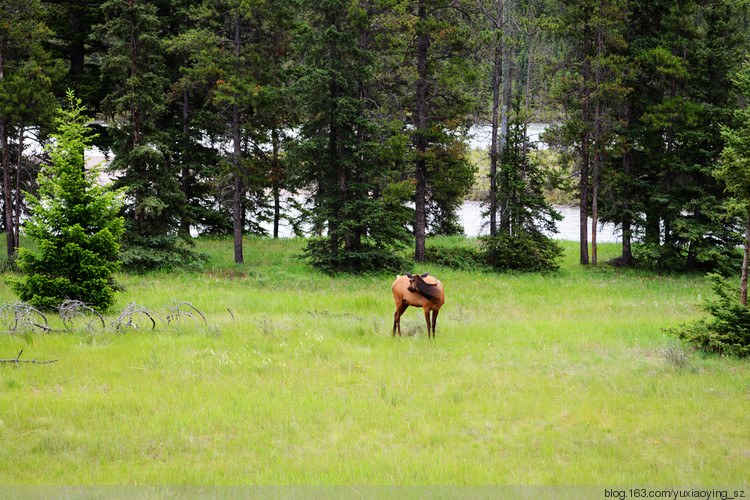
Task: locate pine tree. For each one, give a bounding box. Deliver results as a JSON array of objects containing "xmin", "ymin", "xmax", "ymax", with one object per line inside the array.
[
  {"xmin": 549, "ymin": 0, "xmax": 627, "ymax": 265},
  {"xmin": 44, "ymin": 0, "xmax": 107, "ymax": 113},
  {"xmin": 621, "ymin": 0, "xmax": 746, "ymax": 271},
  {"xmin": 170, "ymin": 0, "xmax": 297, "ymax": 261},
  {"xmin": 718, "ymin": 57, "xmax": 750, "ymax": 305},
  {"xmin": 0, "ymin": 0, "xmax": 58, "ymax": 260},
  {"xmin": 293, "ymin": 0, "xmax": 412, "ymax": 274},
  {"xmin": 12, "ymin": 91, "xmax": 124, "ymax": 312},
  {"xmin": 410, "ymin": 0, "xmax": 480, "ymax": 262},
  {"xmin": 98, "ymin": 0, "xmax": 200, "ymax": 271}
]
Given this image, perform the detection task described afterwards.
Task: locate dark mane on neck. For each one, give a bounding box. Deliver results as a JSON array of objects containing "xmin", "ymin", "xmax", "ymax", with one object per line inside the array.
[{"xmin": 415, "ymin": 276, "xmax": 440, "ymax": 299}]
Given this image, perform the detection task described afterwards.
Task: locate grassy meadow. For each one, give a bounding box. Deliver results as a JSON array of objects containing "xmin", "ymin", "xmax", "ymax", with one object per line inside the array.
[{"xmin": 0, "ymin": 236, "xmax": 749, "ymax": 485}]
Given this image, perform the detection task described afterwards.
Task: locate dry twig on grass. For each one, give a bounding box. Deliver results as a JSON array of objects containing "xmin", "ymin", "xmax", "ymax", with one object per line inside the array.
[{"xmin": 0, "ymin": 350, "xmax": 58, "ymax": 365}]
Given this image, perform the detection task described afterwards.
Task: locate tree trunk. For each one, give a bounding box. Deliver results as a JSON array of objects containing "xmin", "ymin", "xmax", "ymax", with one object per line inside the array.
[
  {"xmin": 0, "ymin": 118, "xmax": 13, "ymax": 259},
  {"xmin": 522, "ymin": 1, "xmax": 534, "ymax": 161},
  {"xmin": 591, "ymin": 0, "xmax": 604, "ymax": 266},
  {"xmin": 742, "ymin": 211, "xmax": 750, "ymax": 306},
  {"xmin": 488, "ymin": 0, "xmax": 502, "ymax": 236},
  {"xmin": 14, "ymin": 124, "xmax": 23, "ymax": 249},
  {"xmin": 272, "ymin": 127, "xmax": 280, "ymax": 239},
  {"xmin": 591, "ymin": 150, "xmax": 598, "ymax": 266},
  {"xmin": 499, "ymin": 0, "xmax": 511, "ymax": 154},
  {"xmin": 180, "ymin": 88, "xmax": 191, "ymax": 234},
  {"xmin": 662, "ymin": 72, "xmax": 676, "ymax": 248},
  {"xmin": 0, "ymin": 38, "xmax": 14, "ymax": 258},
  {"xmin": 499, "ymin": 0, "xmax": 512, "ymax": 235},
  {"xmin": 232, "ymin": 13, "xmax": 243, "ymax": 264},
  {"xmin": 352, "ymin": 29, "xmax": 371, "ymax": 251},
  {"xmin": 414, "ymin": 0, "xmax": 429, "ymax": 263},
  {"xmin": 335, "ymin": 88, "xmax": 349, "ymax": 250},
  {"xmin": 233, "ymin": 171, "xmax": 243, "ymax": 264},
  {"xmin": 579, "ymin": 15, "xmax": 591, "ymax": 266},
  {"xmin": 620, "ymin": 0, "xmax": 634, "ymax": 267},
  {"xmin": 70, "ymin": 8, "xmax": 86, "ymax": 76},
  {"xmin": 128, "ymin": 1, "xmax": 144, "ymax": 236},
  {"xmin": 621, "ymin": 97, "xmax": 633, "ymax": 266},
  {"xmin": 327, "ymin": 57, "xmax": 343, "ymax": 248}
]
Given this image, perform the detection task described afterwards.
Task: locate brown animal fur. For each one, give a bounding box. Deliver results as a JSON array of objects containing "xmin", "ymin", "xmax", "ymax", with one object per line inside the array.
[{"xmin": 392, "ymin": 272, "xmax": 445, "ymax": 338}]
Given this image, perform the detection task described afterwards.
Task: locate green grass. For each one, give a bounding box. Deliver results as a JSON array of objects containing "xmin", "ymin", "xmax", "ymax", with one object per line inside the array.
[{"xmin": 1, "ymin": 237, "xmax": 749, "ymax": 485}]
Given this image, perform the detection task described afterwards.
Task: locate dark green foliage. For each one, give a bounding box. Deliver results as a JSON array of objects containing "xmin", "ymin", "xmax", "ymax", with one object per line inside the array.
[
  {"xmin": 0, "ymin": 0, "xmax": 62, "ymax": 259},
  {"xmin": 495, "ymin": 99, "xmax": 562, "ymax": 237},
  {"xmin": 43, "ymin": 0, "xmax": 108, "ymax": 114},
  {"xmin": 7, "ymin": 0, "xmax": 750, "ymax": 282},
  {"xmin": 610, "ymin": 0, "xmax": 748, "ymax": 271},
  {"xmin": 98, "ymin": 0, "xmax": 207, "ymax": 270},
  {"xmin": 634, "ymin": 241, "xmax": 740, "ymax": 275},
  {"xmin": 423, "ymin": 233, "xmax": 563, "ymax": 273},
  {"xmin": 424, "ymin": 244, "xmax": 485, "ymax": 270},
  {"xmin": 300, "ymin": 238, "xmax": 409, "ymax": 276},
  {"xmin": 668, "ymin": 274, "xmax": 750, "ymax": 358},
  {"xmin": 425, "ymin": 137, "xmax": 477, "ymax": 237},
  {"xmin": 11, "ymin": 91, "xmax": 124, "ymax": 312},
  {"xmin": 292, "ymin": 0, "xmax": 413, "ymax": 273},
  {"xmin": 480, "ymin": 232, "xmax": 563, "ymax": 272},
  {"xmin": 410, "ymin": 0, "xmax": 481, "ymax": 257},
  {"xmin": 118, "ymin": 233, "xmax": 207, "ymax": 273}
]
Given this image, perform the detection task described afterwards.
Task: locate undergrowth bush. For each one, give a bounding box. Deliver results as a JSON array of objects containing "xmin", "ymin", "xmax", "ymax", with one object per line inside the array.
[
  {"xmin": 424, "ymin": 244, "xmax": 485, "ymax": 270},
  {"xmin": 424, "ymin": 233, "xmax": 563, "ymax": 272},
  {"xmin": 479, "ymin": 232, "xmax": 563, "ymax": 272},
  {"xmin": 667, "ymin": 274, "xmax": 750, "ymax": 357},
  {"xmin": 300, "ymin": 238, "xmax": 409, "ymax": 275},
  {"xmin": 119, "ymin": 234, "xmax": 208, "ymax": 273},
  {"xmin": 635, "ymin": 242, "xmax": 740, "ymax": 274}
]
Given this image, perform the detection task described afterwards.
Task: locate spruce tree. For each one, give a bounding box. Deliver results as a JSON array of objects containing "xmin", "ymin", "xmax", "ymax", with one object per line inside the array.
[
  {"xmin": 12, "ymin": 91, "xmax": 124, "ymax": 312},
  {"xmin": 293, "ymin": 0, "xmax": 412, "ymax": 274},
  {"xmin": 0, "ymin": 0, "xmax": 58, "ymax": 260},
  {"xmin": 98, "ymin": 0, "xmax": 200, "ymax": 271},
  {"xmin": 611, "ymin": 0, "xmax": 746, "ymax": 271},
  {"xmin": 718, "ymin": 57, "xmax": 750, "ymax": 305},
  {"xmin": 410, "ymin": 0, "xmax": 480, "ymax": 261}
]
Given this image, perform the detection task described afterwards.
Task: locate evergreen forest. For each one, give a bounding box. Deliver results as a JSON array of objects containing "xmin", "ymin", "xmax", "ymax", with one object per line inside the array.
[{"xmin": 2, "ymin": 0, "xmax": 750, "ymax": 274}]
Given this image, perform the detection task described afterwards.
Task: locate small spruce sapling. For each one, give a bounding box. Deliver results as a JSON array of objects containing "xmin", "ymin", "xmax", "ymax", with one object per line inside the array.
[{"xmin": 11, "ymin": 90, "xmax": 125, "ymax": 312}]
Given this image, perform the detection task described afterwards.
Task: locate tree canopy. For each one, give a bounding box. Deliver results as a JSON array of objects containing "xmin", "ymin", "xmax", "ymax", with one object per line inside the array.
[{"xmin": 1, "ymin": 0, "xmax": 749, "ymax": 277}]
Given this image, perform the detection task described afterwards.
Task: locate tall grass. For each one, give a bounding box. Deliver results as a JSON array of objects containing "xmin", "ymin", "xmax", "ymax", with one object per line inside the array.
[{"xmin": 0, "ymin": 237, "xmax": 748, "ymax": 485}]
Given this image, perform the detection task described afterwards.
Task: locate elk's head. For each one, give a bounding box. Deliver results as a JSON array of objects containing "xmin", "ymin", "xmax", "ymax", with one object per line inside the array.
[{"xmin": 405, "ymin": 272, "xmax": 430, "ymax": 293}]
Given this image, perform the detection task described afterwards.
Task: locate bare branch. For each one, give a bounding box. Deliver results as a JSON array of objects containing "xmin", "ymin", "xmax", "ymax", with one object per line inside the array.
[{"xmin": 0, "ymin": 350, "xmax": 57, "ymax": 365}]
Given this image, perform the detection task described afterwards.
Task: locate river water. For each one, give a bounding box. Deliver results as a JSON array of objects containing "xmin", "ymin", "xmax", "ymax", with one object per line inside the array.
[
  {"xmin": 462, "ymin": 123, "xmax": 620, "ymax": 243},
  {"xmin": 88, "ymin": 121, "xmax": 621, "ymax": 243},
  {"xmin": 458, "ymin": 201, "xmax": 620, "ymax": 243},
  {"xmin": 468, "ymin": 123, "xmax": 549, "ymax": 150},
  {"xmin": 261, "ymin": 199, "xmax": 620, "ymax": 243}
]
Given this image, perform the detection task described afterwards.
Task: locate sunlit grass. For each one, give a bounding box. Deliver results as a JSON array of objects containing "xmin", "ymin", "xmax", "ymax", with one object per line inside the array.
[{"xmin": 0, "ymin": 237, "xmax": 748, "ymax": 485}]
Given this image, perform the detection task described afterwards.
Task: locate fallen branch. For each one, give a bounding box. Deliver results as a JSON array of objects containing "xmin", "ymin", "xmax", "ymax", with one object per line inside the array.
[{"xmin": 0, "ymin": 350, "xmax": 58, "ymax": 365}]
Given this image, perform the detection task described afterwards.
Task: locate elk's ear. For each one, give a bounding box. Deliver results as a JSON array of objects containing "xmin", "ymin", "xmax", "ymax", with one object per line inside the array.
[
  {"xmin": 405, "ymin": 272, "xmax": 414, "ymax": 279},
  {"xmin": 421, "ymin": 272, "xmax": 430, "ymax": 278}
]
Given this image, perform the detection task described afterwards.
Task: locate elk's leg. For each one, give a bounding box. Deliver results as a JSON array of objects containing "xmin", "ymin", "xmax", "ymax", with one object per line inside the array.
[
  {"xmin": 393, "ymin": 303, "xmax": 408, "ymax": 336},
  {"xmin": 424, "ymin": 307, "xmax": 432, "ymax": 338},
  {"xmin": 431, "ymin": 309, "xmax": 439, "ymax": 338}
]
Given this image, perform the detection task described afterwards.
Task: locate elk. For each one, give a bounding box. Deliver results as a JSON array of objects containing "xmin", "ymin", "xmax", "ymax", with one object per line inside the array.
[{"xmin": 391, "ymin": 272, "xmax": 445, "ymax": 338}]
